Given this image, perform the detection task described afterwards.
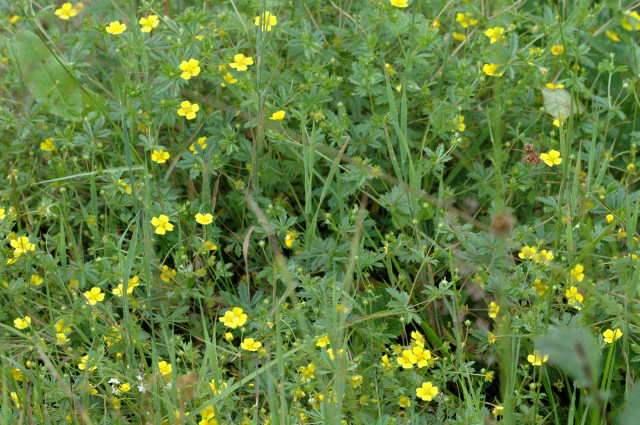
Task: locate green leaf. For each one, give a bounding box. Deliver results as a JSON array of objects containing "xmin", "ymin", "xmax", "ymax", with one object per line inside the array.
[
  {"xmin": 15, "ymin": 30, "xmax": 83, "ymax": 121},
  {"xmin": 614, "ymin": 384, "xmax": 640, "ymax": 425},
  {"xmin": 380, "ymin": 186, "xmax": 412, "ymax": 230},
  {"xmin": 535, "ymin": 327, "xmax": 601, "ymax": 389}
]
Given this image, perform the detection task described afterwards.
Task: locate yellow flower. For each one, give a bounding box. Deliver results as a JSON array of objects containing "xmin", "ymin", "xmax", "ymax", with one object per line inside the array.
[
  {"xmin": 151, "ymin": 149, "xmax": 170, "ymax": 164},
  {"xmin": 381, "ymin": 354, "xmax": 393, "ymax": 371},
  {"xmin": 606, "ymin": 214, "xmax": 614, "ymax": 224},
  {"xmin": 14, "ymin": 316, "xmax": 31, "ymax": 330},
  {"xmin": 120, "ymin": 383, "xmax": 131, "ymax": 392},
  {"xmin": 565, "ymin": 286, "xmax": 584, "ymax": 310},
  {"xmin": 412, "ymin": 346, "xmax": 432, "ymax": 368},
  {"xmin": 0, "ymin": 208, "xmax": 4, "ymax": 220},
  {"xmin": 570, "ymin": 264, "xmax": 584, "ymax": 282},
  {"xmin": 527, "ymin": 350, "xmax": 549, "ymax": 366},
  {"xmin": 399, "ymin": 395, "xmax": 411, "ymax": 408},
  {"xmin": 270, "ymin": 110, "xmax": 286, "ymax": 121},
  {"xmin": 177, "ymin": 101, "xmax": 199, "ymax": 120},
  {"xmin": 78, "ymin": 354, "xmax": 97, "ymax": 371},
  {"xmin": 229, "ymin": 54, "xmax": 254, "ymax": 72},
  {"xmin": 484, "ymin": 26, "xmax": 505, "ymax": 44},
  {"xmin": 56, "ymin": 332, "xmax": 70, "ymax": 344},
  {"xmin": 225, "ymin": 332, "xmax": 234, "ymax": 341},
  {"xmin": 189, "ymin": 137, "xmax": 208, "ymax": 154},
  {"xmin": 385, "ymin": 63, "xmax": 396, "ymax": 75},
  {"xmin": 123, "ymin": 275, "xmax": 140, "ymax": 290},
  {"xmin": 299, "ymin": 363, "xmax": 316, "ymax": 381},
  {"xmin": 545, "ymin": 82, "xmax": 565, "ymax": 90},
  {"xmin": 118, "ymin": 179, "xmax": 132, "ymax": 195},
  {"xmin": 482, "ymin": 63, "xmax": 504, "ymax": 77},
  {"xmin": 158, "ymin": 360, "xmax": 172, "ymax": 376},
  {"xmin": 209, "ymin": 378, "xmax": 228, "ymax": 395},
  {"xmin": 551, "ymin": 44, "xmax": 564, "ymax": 55},
  {"xmin": 285, "ymin": 230, "xmax": 296, "ymax": 248},
  {"xmin": 112, "ymin": 283, "xmax": 128, "ymax": 297},
  {"xmin": 40, "ymin": 138, "xmax": 56, "ymax": 151},
  {"xmin": 316, "ymin": 335, "xmax": 330, "ymax": 347},
  {"xmin": 416, "ymin": 382, "xmax": 438, "ymax": 401},
  {"xmin": 28, "ymin": 274, "xmax": 43, "ymax": 286},
  {"xmin": 540, "ymin": 149, "xmax": 562, "ymax": 166},
  {"xmin": 533, "ymin": 249, "xmax": 554, "ymax": 264},
  {"xmin": 222, "ymin": 72, "xmax": 238, "ymax": 86},
  {"xmin": 160, "ymin": 265, "xmax": 176, "ymax": 282},
  {"xmin": 55, "ymin": 3, "xmax": 78, "ymax": 20},
  {"xmin": 195, "ymin": 213, "xmax": 213, "ymax": 225},
  {"xmin": 10, "ymin": 392, "xmax": 21, "ymax": 408},
  {"xmin": 411, "ymin": 330, "xmax": 425, "ymax": 346},
  {"xmin": 351, "ymin": 374, "xmax": 363, "ymax": 388},
  {"xmin": 605, "ymin": 30, "xmax": 620, "ymax": 42},
  {"xmin": 452, "ymin": 32, "xmax": 466, "ymax": 41},
  {"xmin": 532, "ymin": 279, "xmax": 548, "ymax": 295},
  {"xmin": 492, "ymin": 405, "xmax": 504, "ymax": 416},
  {"xmin": 106, "ymin": 21, "xmax": 127, "ymax": 35},
  {"xmin": 255, "ymin": 12, "xmax": 277, "ymax": 31},
  {"xmin": 151, "ymin": 215, "xmax": 174, "ymax": 235},
  {"xmin": 489, "ymin": 301, "xmax": 499, "ymax": 319},
  {"xmin": 241, "ymin": 337, "xmax": 262, "ymax": 351},
  {"xmin": 488, "ymin": 332, "xmax": 496, "ymax": 344},
  {"xmin": 179, "ymin": 59, "xmax": 201, "ymax": 80},
  {"xmin": 11, "ymin": 368, "xmax": 25, "ymax": 381},
  {"xmin": 11, "ymin": 236, "xmax": 35, "ymax": 256},
  {"xmin": 55, "ymin": 319, "xmax": 72, "ymax": 334},
  {"xmin": 204, "ymin": 241, "xmax": 217, "ymax": 251},
  {"xmin": 454, "ymin": 115, "xmax": 465, "ymax": 132},
  {"xmin": 603, "ymin": 328, "xmax": 623, "ymax": 344},
  {"xmin": 390, "ymin": 0, "xmax": 408, "ymax": 7},
  {"xmin": 84, "ymin": 287, "xmax": 105, "ymax": 305},
  {"xmin": 397, "ymin": 349, "xmax": 418, "ymax": 369},
  {"xmin": 219, "ymin": 307, "xmax": 248, "ymax": 329},
  {"xmin": 326, "ymin": 348, "xmax": 343, "ymax": 359},
  {"xmin": 139, "ymin": 15, "xmax": 159, "ymax": 33},
  {"xmin": 623, "ymin": 11, "xmax": 640, "ymax": 31},
  {"xmin": 456, "ymin": 12, "xmax": 477, "ymax": 28}
]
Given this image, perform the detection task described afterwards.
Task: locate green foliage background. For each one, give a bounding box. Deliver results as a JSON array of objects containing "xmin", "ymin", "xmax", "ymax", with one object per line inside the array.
[{"xmin": 1, "ymin": 0, "xmax": 640, "ymax": 424}]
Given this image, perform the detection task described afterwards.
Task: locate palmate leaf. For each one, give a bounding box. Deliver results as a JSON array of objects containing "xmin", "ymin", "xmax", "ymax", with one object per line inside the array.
[{"xmin": 15, "ymin": 30, "xmax": 82, "ymax": 121}]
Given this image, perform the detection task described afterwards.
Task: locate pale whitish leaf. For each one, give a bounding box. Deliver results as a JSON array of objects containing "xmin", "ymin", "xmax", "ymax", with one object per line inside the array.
[{"xmin": 541, "ymin": 86, "xmax": 585, "ymax": 119}]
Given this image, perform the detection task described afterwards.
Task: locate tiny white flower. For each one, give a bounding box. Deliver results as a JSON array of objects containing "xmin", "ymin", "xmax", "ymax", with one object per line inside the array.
[
  {"xmin": 137, "ymin": 374, "xmax": 144, "ymax": 381},
  {"xmin": 166, "ymin": 381, "xmax": 172, "ymax": 389},
  {"xmin": 138, "ymin": 385, "xmax": 146, "ymax": 393},
  {"xmin": 108, "ymin": 378, "xmax": 121, "ymax": 385},
  {"xmin": 111, "ymin": 387, "xmax": 120, "ymax": 395}
]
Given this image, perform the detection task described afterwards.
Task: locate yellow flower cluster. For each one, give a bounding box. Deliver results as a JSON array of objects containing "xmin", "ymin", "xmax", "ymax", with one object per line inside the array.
[{"xmin": 517, "ymin": 246, "xmax": 554, "ymax": 264}]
